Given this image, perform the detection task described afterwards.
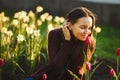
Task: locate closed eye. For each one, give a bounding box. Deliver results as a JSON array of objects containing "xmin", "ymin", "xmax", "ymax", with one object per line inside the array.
[
  {"xmin": 88, "ymin": 27, "xmax": 92, "ymax": 30},
  {"xmin": 80, "ymin": 25, "xmax": 86, "ymax": 29}
]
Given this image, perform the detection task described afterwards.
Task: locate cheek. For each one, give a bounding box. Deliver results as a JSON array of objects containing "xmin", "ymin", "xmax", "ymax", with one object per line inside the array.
[
  {"xmin": 79, "ymin": 29, "xmax": 92, "ymax": 34},
  {"xmin": 88, "ymin": 30, "xmax": 92, "ymax": 34},
  {"xmin": 79, "ymin": 29, "xmax": 85, "ymax": 33}
]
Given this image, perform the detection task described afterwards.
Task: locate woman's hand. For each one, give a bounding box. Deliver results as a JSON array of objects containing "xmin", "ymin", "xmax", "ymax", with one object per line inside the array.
[{"xmin": 62, "ymin": 21, "xmax": 71, "ymax": 40}]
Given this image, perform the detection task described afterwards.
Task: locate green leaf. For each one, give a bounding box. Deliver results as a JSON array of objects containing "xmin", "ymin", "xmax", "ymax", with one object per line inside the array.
[
  {"xmin": 90, "ymin": 61, "xmax": 103, "ymax": 78},
  {"xmin": 12, "ymin": 60, "xmax": 25, "ymax": 73},
  {"xmin": 67, "ymin": 69, "xmax": 81, "ymax": 80}
]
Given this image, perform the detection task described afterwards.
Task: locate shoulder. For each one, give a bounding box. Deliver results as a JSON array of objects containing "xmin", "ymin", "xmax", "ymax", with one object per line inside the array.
[
  {"xmin": 49, "ymin": 28, "xmax": 62, "ymax": 34},
  {"xmin": 48, "ymin": 28, "xmax": 63, "ymax": 38},
  {"xmin": 48, "ymin": 28, "xmax": 64, "ymax": 40}
]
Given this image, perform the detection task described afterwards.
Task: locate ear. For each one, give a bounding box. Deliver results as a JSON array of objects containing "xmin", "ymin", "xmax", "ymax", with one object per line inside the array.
[{"xmin": 66, "ymin": 22, "xmax": 72, "ymax": 30}]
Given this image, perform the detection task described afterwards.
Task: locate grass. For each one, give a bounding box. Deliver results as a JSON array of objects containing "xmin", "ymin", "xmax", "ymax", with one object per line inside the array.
[{"xmin": 94, "ymin": 25, "xmax": 120, "ymax": 63}]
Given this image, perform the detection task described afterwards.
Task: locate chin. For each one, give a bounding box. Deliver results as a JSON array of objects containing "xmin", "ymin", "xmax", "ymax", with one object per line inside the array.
[{"xmin": 79, "ymin": 38, "xmax": 86, "ymax": 41}]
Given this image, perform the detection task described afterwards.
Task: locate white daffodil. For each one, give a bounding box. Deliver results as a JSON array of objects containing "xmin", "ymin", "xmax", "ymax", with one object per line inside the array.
[
  {"xmin": 6, "ymin": 30, "xmax": 13, "ymax": 37},
  {"xmin": 36, "ymin": 6, "xmax": 43, "ymax": 13},
  {"xmin": 26, "ymin": 27, "xmax": 34, "ymax": 35},
  {"xmin": 0, "ymin": 12, "xmax": 5, "ymax": 17},
  {"xmin": 44, "ymin": 13, "xmax": 49, "ymax": 18},
  {"xmin": 22, "ymin": 23, "xmax": 28, "ymax": 28},
  {"xmin": 34, "ymin": 30, "xmax": 40, "ymax": 37},
  {"xmin": 17, "ymin": 34, "xmax": 25, "ymax": 43},
  {"xmin": 30, "ymin": 23, "xmax": 35, "ymax": 29},
  {"xmin": 19, "ymin": 11, "xmax": 27, "ymax": 20},
  {"xmin": 59, "ymin": 17, "xmax": 65, "ymax": 23},
  {"xmin": 46, "ymin": 15, "xmax": 53, "ymax": 22},
  {"xmin": 14, "ymin": 11, "xmax": 27, "ymax": 20},
  {"xmin": 54, "ymin": 16, "xmax": 60, "ymax": 23},
  {"xmin": 1, "ymin": 27, "xmax": 7, "ymax": 34},
  {"xmin": 23, "ymin": 16, "xmax": 30, "ymax": 22},
  {"xmin": 2, "ymin": 16, "xmax": 10, "ymax": 22},
  {"xmin": 48, "ymin": 23, "xmax": 54, "ymax": 32},
  {"xmin": 40, "ymin": 14, "xmax": 46, "ymax": 22},
  {"xmin": 14, "ymin": 12, "xmax": 19, "ymax": 18},
  {"xmin": 12, "ymin": 19, "xmax": 19, "ymax": 27},
  {"xmin": 40, "ymin": 13, "xmax": 49, "ymax": 22},
  {"xmin": 94, "ymin": 27, "xmax": 102, "ymax": 33},
  {"xmin": 28, "ymin": 10, "xmax": 35, "ymax": 21},
  {"xmin": 37, "ymin": 20, "xmax": 42, "ymax": 26}
]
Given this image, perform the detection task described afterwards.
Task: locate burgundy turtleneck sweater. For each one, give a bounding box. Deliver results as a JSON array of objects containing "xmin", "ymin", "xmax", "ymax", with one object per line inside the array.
[{"xmin": 31, "ymin": 28, "xmax": 96, "ymax": 80}]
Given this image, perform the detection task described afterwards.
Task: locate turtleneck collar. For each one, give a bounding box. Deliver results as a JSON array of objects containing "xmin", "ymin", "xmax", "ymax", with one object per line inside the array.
[{"xmin": 69, "ymin": 30, "xmax": 85, "ymax": 44}]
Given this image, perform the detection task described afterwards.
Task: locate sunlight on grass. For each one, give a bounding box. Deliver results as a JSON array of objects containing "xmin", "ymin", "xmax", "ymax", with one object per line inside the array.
[{"xmin": 95, "ymin": 25, "xmax": 120, "ymax": 63}]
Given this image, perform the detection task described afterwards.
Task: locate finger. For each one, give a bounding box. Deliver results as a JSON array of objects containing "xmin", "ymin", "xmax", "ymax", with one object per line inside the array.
[
  {"xmin": 62, "ymin": 20, "xmax": 68, "ymax": 27},
  {"xmin": 62, "ymin": 27, "xmax": 67, "ymax": 35},
  {"xmin": 63, "ymin": 23, "xmax": 67, "ymax": 28},
  {"xmin": 62, "ymin": 27, "xmax": 70, "ymax": 37},
  {"xmin": 62, "ymin": 26, "xmax": 68, "ymax": 32},
  {"xmin": 64, "ymin": 27, "xmax": 69, "ymax": 32}
]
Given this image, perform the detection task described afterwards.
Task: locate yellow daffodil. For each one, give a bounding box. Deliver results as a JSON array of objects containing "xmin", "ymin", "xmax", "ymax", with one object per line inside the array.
[
  {"xmin": 94, "ymin": 27, "xmax": 101, "ymax": 33},
  {"xmin": 46, "ymin": 15, "xmax": 53, "ymax": 22},
  {"xmin": 36, "ymin": 6, "xmax": 43, "ymax": 13},
  {"xmin": 37, "ymin": 20, "xmax": 42, "ymax": 26}
]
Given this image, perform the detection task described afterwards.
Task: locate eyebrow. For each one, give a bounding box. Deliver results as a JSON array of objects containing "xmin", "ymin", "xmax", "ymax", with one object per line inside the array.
[{"xmin": 80, "ymin": 25, "xmax": 92, "ymax": 28}]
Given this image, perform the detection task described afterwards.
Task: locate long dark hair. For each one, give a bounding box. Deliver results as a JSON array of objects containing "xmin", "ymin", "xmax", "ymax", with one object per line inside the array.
[
  {"xmin": 66, "ymin": 7, "xmax": 96, "ymax": 29},
  {"xmin": 66, "ymin": 7, "xmax": 96, "ymax": 59}
]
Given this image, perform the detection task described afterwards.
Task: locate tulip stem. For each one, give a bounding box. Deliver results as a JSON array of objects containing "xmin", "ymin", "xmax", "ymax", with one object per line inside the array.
[
  {"xmin": 0, "ymin": 69, "xmax": 1, "ymax": 80},
  {"xmin": 117, "ymin": 57, "xmax": 119, "ymax": 75}
]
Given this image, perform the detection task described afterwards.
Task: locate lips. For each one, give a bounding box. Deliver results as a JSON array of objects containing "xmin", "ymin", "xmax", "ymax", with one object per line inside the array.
[{"xmin": 82, "ymin": 35, "xmax": 87, "ymax": 39}]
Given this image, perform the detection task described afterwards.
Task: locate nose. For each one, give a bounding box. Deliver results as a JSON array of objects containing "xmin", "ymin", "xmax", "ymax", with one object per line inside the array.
[{"xmin": 84, "ymin": 29, "xmax": 89, "ymax": 34}]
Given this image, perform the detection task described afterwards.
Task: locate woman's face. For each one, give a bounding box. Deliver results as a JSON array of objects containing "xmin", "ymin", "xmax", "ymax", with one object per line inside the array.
[{"xmin": 70, "ymin": 16, "xmax": 93, "ymax": 41}]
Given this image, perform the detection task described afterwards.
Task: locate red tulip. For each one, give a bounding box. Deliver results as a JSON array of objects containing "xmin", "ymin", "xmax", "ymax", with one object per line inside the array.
[
  {"xmin": 0, "ymin": 58, "xmax": 4, "ymax": 68},
  {"xmin": 109, "ymin": 69, "xmax": 115, "ymax": 77},
  {"xmin": 86, "ymin": 62, "xmax": 91, "ymax": 71},
  {"xmin": 116, "ymin": 48, "xmax": 120, "ymax": 56},
  {"xmin": 85, "ymin": 37, "xmax": 91, "ymax": 44},
  {"xmin": 42, "ymin": 73, "xmax": 47, "ymax": 80}
]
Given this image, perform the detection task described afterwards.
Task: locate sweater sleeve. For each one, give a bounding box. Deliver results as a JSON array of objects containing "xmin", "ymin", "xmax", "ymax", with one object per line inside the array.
[
  {"xmin": 48, "ymin": 29, "xmax": 74, "ymax": 75},
  {"xmin": 31, "ymin": 29, "xmax": 75, "ymax": 79}
]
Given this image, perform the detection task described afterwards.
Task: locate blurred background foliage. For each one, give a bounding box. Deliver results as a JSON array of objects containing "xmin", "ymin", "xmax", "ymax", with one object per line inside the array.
[
  {"xmin": 0, "ymin": 1, "xmax": 120, "ymax": 79},
  {"xmin": 95, "ymin": 25, "xmax": 120, "ymax": 62}
]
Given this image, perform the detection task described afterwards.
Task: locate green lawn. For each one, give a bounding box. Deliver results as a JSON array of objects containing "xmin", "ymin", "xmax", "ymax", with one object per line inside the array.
[{"xmin": 94, "ymin": 25, "xmax": 120, "ymax": 63}]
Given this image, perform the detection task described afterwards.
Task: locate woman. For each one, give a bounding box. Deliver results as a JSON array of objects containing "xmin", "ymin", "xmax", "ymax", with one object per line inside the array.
[{"xmin": 27, "ymin": 7, "xmax": 96, "ymax": 80}]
